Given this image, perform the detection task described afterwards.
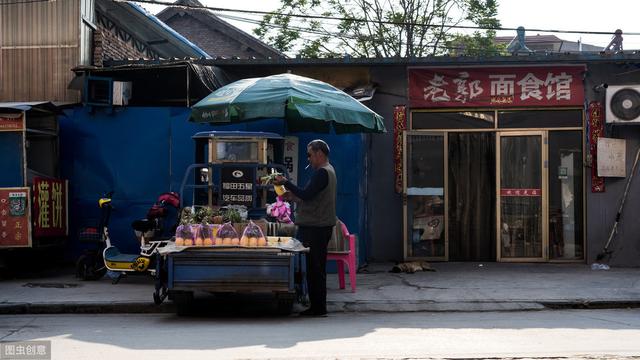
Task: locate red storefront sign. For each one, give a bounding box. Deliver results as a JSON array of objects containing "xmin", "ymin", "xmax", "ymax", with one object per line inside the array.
[
  {"xmin": 393, "ymin": 105, "xmax": 406, "ymax": 194},
  {"xmin": 408, "ymin": 66, "xmax": 585, "ymax": 108},
  {"xmin": 0, "ymin": 114, "xmax": 24, "ymax": 131},
  {"xmin": 32, "ymin": 177, "xmax": 68, "ymax": 237},
  {"xmin": 0, "ymin": 188, "xmax": 31, "ymax": 247}
]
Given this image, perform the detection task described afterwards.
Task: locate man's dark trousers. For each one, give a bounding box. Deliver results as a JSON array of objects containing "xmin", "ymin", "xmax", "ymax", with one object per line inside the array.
[{"xmin": 298, "ymin": 225, "xmax": 334, "ymax": 314}]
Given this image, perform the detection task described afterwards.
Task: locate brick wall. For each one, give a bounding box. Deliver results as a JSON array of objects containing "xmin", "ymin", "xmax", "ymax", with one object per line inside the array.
[
  {"xmin": 93, "ymin": 26, "xmax": 149, "ymax": 66},
  {"xmin": 165, "ymin": 14, "xmax": 266, "ymax": 59}
]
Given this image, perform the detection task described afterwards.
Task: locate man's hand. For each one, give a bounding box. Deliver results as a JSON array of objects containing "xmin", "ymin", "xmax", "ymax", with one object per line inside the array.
[{"xmin": 273, "ymin": 175, "xmax": 287, "ymax": 185}]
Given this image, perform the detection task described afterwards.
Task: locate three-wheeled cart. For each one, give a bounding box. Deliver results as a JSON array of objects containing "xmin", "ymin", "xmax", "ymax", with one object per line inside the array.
[
  {"xmin": 153, "ymin": 131, "xmax": 306, "ymax": 315},
  {"xmin": 0, "ymin": 102, "xmax": 69, "ymax": 267}
]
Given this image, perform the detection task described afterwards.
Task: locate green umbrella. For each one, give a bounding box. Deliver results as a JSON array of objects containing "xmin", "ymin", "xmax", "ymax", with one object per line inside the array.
[{"xmin": 190, "ymin": 73, "xmax": 386, "ymax": 133}]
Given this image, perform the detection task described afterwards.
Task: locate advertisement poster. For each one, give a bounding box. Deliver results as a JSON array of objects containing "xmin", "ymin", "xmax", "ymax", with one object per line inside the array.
[
  {"xmin": 220, "ymin": 166, "xmax": 256, "ymax": 207},
  {"xmin": 0, "ymin": 187, "xmax": 31, "ymax": 247}
]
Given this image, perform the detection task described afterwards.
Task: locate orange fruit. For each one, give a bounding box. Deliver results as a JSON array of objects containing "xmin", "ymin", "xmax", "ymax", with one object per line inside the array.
[
  {"xmin": 195, "ymin": 237, "xmax": 204, "ymax": 246},
  {"xmin": 231, "ymin": 237, "xmax": 240, "ymax": 245},
  {"xmin": 175, "ymin": 237, "xmax": 184, "ymax": 246},
  {"xmin": 248, "ymin": 237, "xmax": 258, "ymax": 247},
  {"xmin": 203, "ymin": 238, "xmax": 213, "ymax": 246}
]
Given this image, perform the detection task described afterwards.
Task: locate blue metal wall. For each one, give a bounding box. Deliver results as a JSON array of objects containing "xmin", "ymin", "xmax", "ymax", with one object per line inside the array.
[
  {"xmin": 60, "ymin": 106, "xmax": 365, "ymax": 263},
  {"xmin": 0, "ymin": 132, "xmax": 24, "ymax": 187}
]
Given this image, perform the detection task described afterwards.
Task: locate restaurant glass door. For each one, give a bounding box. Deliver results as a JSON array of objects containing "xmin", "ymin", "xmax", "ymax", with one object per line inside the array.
[
  {"xmin": 497, "ymin": 132, "xmax": 547, "ymax": 261},
  {"xmin": 404, "ymin": 131, "xmax": 447, "ymax": 260}
]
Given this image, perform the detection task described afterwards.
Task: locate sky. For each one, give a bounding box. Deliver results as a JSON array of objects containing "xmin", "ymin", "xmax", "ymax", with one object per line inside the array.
[{"xmin": 138, "ymin": 0, "xmax": 640, "ymax": 50}]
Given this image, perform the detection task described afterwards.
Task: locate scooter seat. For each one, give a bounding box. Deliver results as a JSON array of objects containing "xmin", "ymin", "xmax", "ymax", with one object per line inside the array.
[
  {"xmin": 131, "ymin": 219, "xmax": 156, "ymax": 232},
  {"xmin": 104, "ymin": 247, "xmax": 139, "ymax": 263}
]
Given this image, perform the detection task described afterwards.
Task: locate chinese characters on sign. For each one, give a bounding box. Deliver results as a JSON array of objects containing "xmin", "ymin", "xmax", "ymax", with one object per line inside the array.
[
  {"xmin": 283, "ymin": 136, "xmax": 299, "ymax": 184},
  {"xmin": 589, "ymin": 101, "xmax": 606, "ymax": 192},
  {"xmin": 409, "ymin": 66, "xmax": 585, "ymax": 108},
  {"xmin": 220, "ymin": 167, "xmax": 255, "ymax": 207},
  {"xmin": 32, "ymin": 177, "xmax": 68, "ymax": 237},
  {"xmin": 500, "ymin": 188, "xmax": 542, "ymax": 196},
  {"xmin": 0, "ymin": 188, "xmax": 30, "ymax": 247},
  {"xmin": 0, "ymin": 113, "xmax": 24, "ymax": 131}
]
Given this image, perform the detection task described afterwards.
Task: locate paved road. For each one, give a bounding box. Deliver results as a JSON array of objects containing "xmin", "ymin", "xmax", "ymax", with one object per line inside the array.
[{"xmin": 1, "ymin": 309, "xmax": 639, "ymax": 359}]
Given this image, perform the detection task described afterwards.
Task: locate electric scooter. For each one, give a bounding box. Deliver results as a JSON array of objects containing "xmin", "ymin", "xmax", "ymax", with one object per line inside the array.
[{"xmin": 75, "ymin": 192, "xmax": 179, "ymax": 283}]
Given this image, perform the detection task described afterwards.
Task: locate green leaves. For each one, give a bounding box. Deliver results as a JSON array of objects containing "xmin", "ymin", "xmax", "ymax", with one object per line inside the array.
[{"xmin": 255, "ymin": 0, "xmax": 503, "ymax": 57}]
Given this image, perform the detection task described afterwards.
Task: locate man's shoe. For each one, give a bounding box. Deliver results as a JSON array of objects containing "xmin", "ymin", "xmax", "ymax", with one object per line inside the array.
[{"xmin": 298, "ymin": 308, "xmax": 327, "ymax": 317}]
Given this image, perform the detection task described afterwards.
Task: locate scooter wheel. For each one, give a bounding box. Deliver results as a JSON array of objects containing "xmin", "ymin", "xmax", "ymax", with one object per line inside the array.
[{"xmin": 76, "ymin": 254, "xmax": 106, "ymax": 281}]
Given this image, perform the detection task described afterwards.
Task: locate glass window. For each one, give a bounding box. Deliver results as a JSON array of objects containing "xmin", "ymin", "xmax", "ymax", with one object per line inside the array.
[
  {"xmin": 406, "ymin": 134, "xmax": 445, "ymax": 258},
  {"xmin": 412, "ymin": 111, "xmax": 495, "ymax": 129},
  {"xmin": 548, "ymin": 131, "xmax": 584, "ymax": 260},
  {"xmin": 215, "ymin": 141, "xmax": 259, "ymax": 162},
  {"xmin": 498, "ymin": 110, "xmax": 582, "ymax": 128}
]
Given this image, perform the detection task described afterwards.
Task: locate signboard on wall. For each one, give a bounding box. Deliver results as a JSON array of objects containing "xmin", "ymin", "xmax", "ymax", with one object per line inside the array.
[
  {"xmin": 283, "ymin": 136, "xmax": 299, "ymax": 184},
  {"xmin": 597, "ymin": 138, "xmax": 626, "ymax": 177},
  {"xmin": 408, "ymin": 66, "xmax": 585, "ymax": 108},
  {"xmin": 0, "ymin": 113, "xmax": 24, "ymax": 131},
  {"xmin": 32, "ymin": 177, "xmax": 68, "ymax": 237},
  {"xmin": 0, "ymin": 187, "xmax": 31, "ymax": 247},
  {"xmin": 220, "ymin": 166, "xmax": 255, "ymax": 207}
]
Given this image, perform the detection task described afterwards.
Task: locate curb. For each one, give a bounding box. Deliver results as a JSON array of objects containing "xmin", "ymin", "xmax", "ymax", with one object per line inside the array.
[
  {"xmin": 2, "ymin": 300, "xmax": 639, "ymax": 315},
  {"xmin": 0, "ymin": 302, "xmax": 174, "ymax": 315}
]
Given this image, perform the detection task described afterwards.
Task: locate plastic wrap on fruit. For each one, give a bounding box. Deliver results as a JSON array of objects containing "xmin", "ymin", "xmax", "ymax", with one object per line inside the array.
[
  {"xmin": 266, "ymin": 196, "xmax": 293, "ymax": 224},
  {"xmin": 240, "ymin": 220, "xmax": 267, "ymax": 247},
  {"xmin": 215, "ymin": 222, "xmax": 240, "ymax": 246}
]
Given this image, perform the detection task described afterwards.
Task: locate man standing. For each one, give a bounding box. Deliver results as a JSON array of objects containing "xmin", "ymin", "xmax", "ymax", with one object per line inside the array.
[{"xmin": 274, "ymin": 139, "xmax": 337, "ymax": 317}]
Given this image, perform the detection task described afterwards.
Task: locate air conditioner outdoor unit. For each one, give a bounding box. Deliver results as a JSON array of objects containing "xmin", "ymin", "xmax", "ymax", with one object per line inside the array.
[
  {"xmin": 84, "ymin": 77, "xmax": 132, "ymax": 106},
  {"xmin": 606, "ymin": 85, "xmax": 640, "ymax": 124}
]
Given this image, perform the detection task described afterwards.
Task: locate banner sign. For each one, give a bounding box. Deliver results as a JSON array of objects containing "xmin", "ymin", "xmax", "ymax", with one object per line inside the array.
[
  {"xmin": 283, "ymin": 136, "xmax": 299, "ymax": 184},
  {"xmin": 0, "ymin": 187, "xmax": 30, "ymax": 247},
  {"xmin": 589, "ymin": 101, "xmax": 605, "ymax": 192},
  {"xmin": 408, "ymin": 66, "xmax": 585, "ymax": 108},
  {"xmin": 220, "ymin": 166, "xmax": 255, "ymax": 207},
  {"xmin": 0, "ymin": 113, "xmax": 24, "ymax": 131},
  {"xmin": 393, "ymin": 105, "xmax": 406, "ymax": 193},
  {"xmin": 32, "ymin": 177, "xmax": 68, "ymax": 237}
]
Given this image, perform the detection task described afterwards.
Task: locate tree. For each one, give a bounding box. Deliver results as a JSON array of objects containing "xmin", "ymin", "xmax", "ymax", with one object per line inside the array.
[{"xmin": 254, "ymin": 0, "xmax": 505, "ymax": 58}]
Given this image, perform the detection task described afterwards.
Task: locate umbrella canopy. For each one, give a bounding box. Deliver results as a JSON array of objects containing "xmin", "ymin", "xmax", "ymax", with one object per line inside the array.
[{"xmin": 190, "ymin": 73, "xmax": 386, "ymax": 133}]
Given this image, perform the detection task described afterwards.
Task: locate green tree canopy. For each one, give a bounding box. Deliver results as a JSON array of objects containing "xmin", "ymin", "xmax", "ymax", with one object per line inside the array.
[{"xmin": 254, "ymin": 0, "xmax": 505, "ymax": 58}]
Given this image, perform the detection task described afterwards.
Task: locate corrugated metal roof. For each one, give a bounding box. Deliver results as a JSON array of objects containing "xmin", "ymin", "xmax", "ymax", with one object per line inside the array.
[
  {"xmin": 0, "ymin": 101, "xmax": 66, "ymax": 114},
  {"xmin": 102, "ymin": 52, "xmax": 640, "ymax": 68}
]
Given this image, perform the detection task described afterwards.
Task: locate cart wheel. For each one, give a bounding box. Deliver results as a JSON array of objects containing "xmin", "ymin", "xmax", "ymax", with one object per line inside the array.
[
  {"xmin": 76, "ymin": 253, "xmax": 106, "ymax": 281},
  {"xmin": 153, "ymin": 286, "xmax": 167, "ymax": 305}
]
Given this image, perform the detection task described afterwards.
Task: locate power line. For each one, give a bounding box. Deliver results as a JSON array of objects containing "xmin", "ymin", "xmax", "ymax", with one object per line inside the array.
[
  {"xmin": 123, "ymin": 0, "xmax": 640, "ymax": 36},
  {"xmin": 215, "ymin": 13, "xmax": 507, "ymax": 55}
]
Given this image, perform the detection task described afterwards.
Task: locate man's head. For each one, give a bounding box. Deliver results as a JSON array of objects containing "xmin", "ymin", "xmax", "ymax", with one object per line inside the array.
[{"xmin": 306, "ymin": 139, "xmax": 330, "ymax": 169}]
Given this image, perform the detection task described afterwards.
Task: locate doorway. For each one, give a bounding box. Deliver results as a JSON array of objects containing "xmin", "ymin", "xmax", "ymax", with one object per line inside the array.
[{"xmin": 448, "ymin": 132, "xmax": 496, "ymax": 261}]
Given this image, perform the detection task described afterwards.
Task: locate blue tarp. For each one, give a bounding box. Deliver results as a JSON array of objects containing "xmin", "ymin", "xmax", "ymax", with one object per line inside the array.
[{"xmin": 61, "ymin": 106, "xmax": 365, "ymax": 263}]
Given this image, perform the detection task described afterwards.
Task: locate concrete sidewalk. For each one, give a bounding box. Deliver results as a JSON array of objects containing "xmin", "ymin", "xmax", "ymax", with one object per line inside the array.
[{"xmin": 1, "ymin": 262, "xmax": 639, "ymax": 314}]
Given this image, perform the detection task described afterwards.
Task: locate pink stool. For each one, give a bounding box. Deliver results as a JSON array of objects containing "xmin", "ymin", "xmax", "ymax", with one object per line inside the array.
[{"xmin": 327, "ymin": 221, "xmax": 357, "ymax": 292}]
